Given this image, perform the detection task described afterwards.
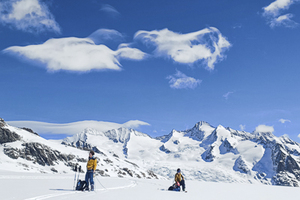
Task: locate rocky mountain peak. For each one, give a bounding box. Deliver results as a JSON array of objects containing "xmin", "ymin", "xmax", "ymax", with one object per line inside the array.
[
  {"xmin": 0, "ymin": 119, "xmax": 21, "ymax": 144},
  {"xmin": 0, "ymin": 118, "xmax": 6, "ymax": 128},
  {"xmin": 193, "ymin": 121, "xmax": 213, "ymax": 130}
]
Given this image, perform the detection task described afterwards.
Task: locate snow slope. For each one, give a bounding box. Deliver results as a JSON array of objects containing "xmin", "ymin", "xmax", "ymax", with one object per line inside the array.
[
  {"xmin": 0, "ymin": 120, "xmax": 159, "ymax": 179},
  {"xmin": 0, "ymin": 170, "xmax": 299, "ymax": 200}
]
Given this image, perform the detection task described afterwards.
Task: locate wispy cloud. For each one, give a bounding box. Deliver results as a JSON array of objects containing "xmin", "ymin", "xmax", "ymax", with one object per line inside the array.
[
  {"xmin": 166, "ymin": 70, "xmax": 202, "ymax": 89},
  {"xmin": 134, "ymin": 27, "xmax": 231, "ymax": 70},
  {"xmin": 282, "ymin": 133, "xmax": 290, "ymax": 138},
  {"xmin": 262, "ymin": 0, "xmax": 299, "ymax": 28},
  {"xmin": 269, "ymin": 13, "xmax": 298, "ymax": 28},
  {"xmin": 3, "ymin": 30, "xmax": 147, "ymax": 72},
  {"xmin": 254, "ymin": 124, "xmax": 274, "ymax": 133},
  {"xmin": 0, "ymin": 0, "xmax": 61, "ymax": 34},
  {"xmin": 7, "ymin": 120, "xmax": 150, "ymax": 135},
  {"xmin": 223, "ymin": 91, "xmax": 234, "ymax": 100},
  {"xmin": 88, "ymin": 28, "xmax": 124, "ymax": 45},
  {"xmin": 239, "ymin": 124, "xmax": 246, "ymax": 131},
  {"xmin": 100, "ymin": 4, "xmax": 120, "ymax": 17},
  {"xmin": 279, "ymin": 118, "xmax": 291, "ymax": 123}
]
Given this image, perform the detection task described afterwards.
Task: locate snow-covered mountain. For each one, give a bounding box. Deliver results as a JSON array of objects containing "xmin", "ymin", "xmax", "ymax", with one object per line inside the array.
[
  {"xmin": 62, "ymin": 127, "xmax": 163, "ymax": 161},
  {"xmin": 2, "ymin": 117, "xmax": 300, "ymax": 187},
  {"xmin": 0, "ymin": 118, "xmax": 159, "ymax": 179},
  {"xmin": 62, "ymin": 121, "xmax": 300, "ymax": 187}
]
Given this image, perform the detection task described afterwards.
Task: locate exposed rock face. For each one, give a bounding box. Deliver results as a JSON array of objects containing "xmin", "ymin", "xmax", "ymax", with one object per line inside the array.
[
  {"xmin": 271, "ymin": 143, "xmax": 300, "ymax": 186},
  {"xmin": 159, "ymin": 145, "xmax": 171, "ymax": 154},
  {"xmin": 219, "ymin": 138, "xmax": 238, "ymax": 155},
  {"xmin": 273, "ymin": 172, "xmax": 300, "ymax": 187},
  {"xmin": 21, "ymin": 127, "xmax": 39, "ymax": 136},
  {"xmin": 201, "ymin": 145, "xmax": 216, "ymax": 162},
  {"xmin": 4, "ymin": 142, "xmax": 75, "ymax": 166},
  {"xmin": 233, "ymin": 156, "xmax": 251, "ymax": 174},
  {"xmin": 0, "ymin": 118, "xmax": 6, "ymax": 128},
  {"xmin": 0, "ymin": 127, "xmax": 21, "ymax": 144}
]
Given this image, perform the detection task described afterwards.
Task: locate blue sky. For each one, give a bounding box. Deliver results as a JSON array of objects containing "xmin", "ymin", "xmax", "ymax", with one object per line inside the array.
[{"xmin": 1, "ymin": 0, "xmax": 300, "ymax": 141}]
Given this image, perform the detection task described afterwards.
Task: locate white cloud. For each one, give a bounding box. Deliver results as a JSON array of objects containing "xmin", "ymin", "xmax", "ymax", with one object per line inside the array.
[
  {"xmin": 0, "ymin": 0, "xmax": 60, "ymax": 34},
  {"xmin": 269, "ymin": 13, "xmax": 298, "ymax": 28},
  {"xmin": 223, "ymin": 91, "xmax": 234, "ymax": 100},
  {"xmin": 88, "ymin": 29, "xmax": 124, "ymax": 45},
  {"xmin": 255, "ymin": 124, "xmax": 274, "ymax": 133},
  {"xmin": 279, "ymin": 118, "xmax": 291, "ymax": 123},
  {"xmin": 134, "ymin": 27, "xmax": 231, "ymax": 70},
  {"xmin": 122, "ymin": 120, "xmax": 150, "ymax": 129},
  {"xmin": 166, "ymin": 70, "xmax": 202, "ymax": 89},
  {"xmin": 3, "ymin": 34, "xmax": 147, "ymax": 72},
  {"xmin": 100, "ymin": 4, "xmax": 120, "ymax": 17},
  {"xmin": 116, "ymin": 46, "xmax": 147, "ymax": 61},
  {"xmin": 263, "ymin": 0, "xmax": 295, "ymax": 16},
  {"xmin": 239, "ymin": 124, "xmax": 246, "ymax": 131},
  {"xmin": 7, "ymin": 120, "xmax": 150, "ymax": 135},
  {"xmin": 262, "ymin": 0, "xmax": 299, "ymax": 28}
]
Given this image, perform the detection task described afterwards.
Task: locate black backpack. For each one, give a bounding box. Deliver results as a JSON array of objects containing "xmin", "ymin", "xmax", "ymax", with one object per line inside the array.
[
  {"xmin": 75, "ymin": 180, "xmax": 87, "ymax": 191},
  {"xmin": 168, "ymin": 183, "xmax": 180, "ymax": 191}
]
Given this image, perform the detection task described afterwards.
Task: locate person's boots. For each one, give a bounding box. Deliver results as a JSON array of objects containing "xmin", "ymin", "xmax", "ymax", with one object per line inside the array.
[{"xmin": 91, "ymin": 184, "xmax": 94, "ymax": 191}]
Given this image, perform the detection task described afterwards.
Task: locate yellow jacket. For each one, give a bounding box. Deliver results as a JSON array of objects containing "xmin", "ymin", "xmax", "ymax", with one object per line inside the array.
[
  {"xmin": 175, "ymin": 172, "xmax": 184, "ymax": 182},
  {"xmin": 87, "ymin": 157, "xmax": 97, "ymax": 171}
]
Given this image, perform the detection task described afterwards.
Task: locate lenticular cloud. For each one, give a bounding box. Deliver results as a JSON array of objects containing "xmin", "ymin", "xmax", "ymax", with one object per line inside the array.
[
  {"xmin": 134, "ymin": 27, "xmax": 231, "ymax": 70},
  {"xmin": 4, "ymin": 36, "xmax": 147, "ymax": 72}
]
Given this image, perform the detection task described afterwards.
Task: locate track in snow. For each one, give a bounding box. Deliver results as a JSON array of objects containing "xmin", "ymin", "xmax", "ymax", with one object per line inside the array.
[{"xmin": 24, "ymin": 180, "xmax": 137, "ymax": 200}]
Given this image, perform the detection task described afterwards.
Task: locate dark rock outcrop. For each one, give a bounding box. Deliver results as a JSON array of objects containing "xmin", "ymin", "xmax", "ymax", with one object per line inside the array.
[
  {"xmin": 201, "ymin": 145, "xmax": 216, "ymax": 162},
  {"xmin": 0, "ymin": 127, "xmax": 21, "ymax": 144},
  {"xmin": 159, "ymin": 145, "xmax": 171, "ymax": 154},
  {"xmin": 271, "ymin": 143, "xmax": 300, "ymax": 186},
  {"xmin": 233, "ymin": 156, "xmax": 251, "ymax": 174},
  {"xmin": 21, "ymin": 127, "xmax": 39, "ymax": 136},
  {"xmin": 0, "ymin": 118, "xmax": 6, "ymax": 128},
  {"xmin": 4, "ymin": 142, "xmax": 75, "ymax": 166},
  {"xmin": 219, "ymin": 138, "xmax": 238, "ymax": 155}
]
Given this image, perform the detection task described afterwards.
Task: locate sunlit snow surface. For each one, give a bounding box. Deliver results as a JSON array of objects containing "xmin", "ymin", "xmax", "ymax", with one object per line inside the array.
[{"xmin": 0, "ymin": 170, "xmax": 298, "ymax": 200}]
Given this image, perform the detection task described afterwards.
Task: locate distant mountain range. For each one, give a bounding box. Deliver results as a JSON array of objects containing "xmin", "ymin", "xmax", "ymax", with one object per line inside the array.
[{"xmin": 1, "ymin": 118, "xmax": 300, "ymax": 186}]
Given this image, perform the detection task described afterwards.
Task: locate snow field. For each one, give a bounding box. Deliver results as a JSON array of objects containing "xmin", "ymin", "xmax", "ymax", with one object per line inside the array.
[{"xmin": 1, "ymin": 170, "xmax": 299, "ymax": 200}]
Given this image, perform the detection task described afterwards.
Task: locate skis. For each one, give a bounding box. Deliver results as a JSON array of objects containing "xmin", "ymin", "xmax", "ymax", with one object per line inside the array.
[
  {"xmin": 73, "ymin": 164, "xmax": 82, "ymax": 190},
  {"xmin": 73, "ymin": 165, "xmax": 78, "ymax": 190}
]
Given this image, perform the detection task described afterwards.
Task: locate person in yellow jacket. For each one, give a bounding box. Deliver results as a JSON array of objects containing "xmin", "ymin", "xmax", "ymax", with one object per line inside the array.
[
  {"xmin": 85, "ymin": 150, "xmax": 97, "ymax": 191},
  {"xmin": 174, "ymin": 168, "xmax": 185, "ymax": 191}
]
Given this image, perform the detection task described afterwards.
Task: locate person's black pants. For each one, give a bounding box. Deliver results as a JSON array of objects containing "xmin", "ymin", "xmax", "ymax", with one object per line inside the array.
[{"xmin": 179, "ymin": 180, "xmax": 185, "ymax": 191}]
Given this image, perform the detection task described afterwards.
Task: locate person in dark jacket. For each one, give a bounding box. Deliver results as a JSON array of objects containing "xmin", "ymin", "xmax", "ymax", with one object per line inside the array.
[
  {"xmin": 85, "ymin": 150, "xmax": 97, "ymax": 191},
  {"xmin": 174, "ymin": 168, "xmax": 185, "ymax": 191}
]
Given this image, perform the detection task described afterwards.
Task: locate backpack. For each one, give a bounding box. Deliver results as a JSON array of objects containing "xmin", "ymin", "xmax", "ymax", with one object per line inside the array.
[
  {"xmin": 168, "ymin": 183, "xmax": 180, "ymax": 191},
  {"xmin": 75, "ymin": 180, "xmax": 87, "ymax": 191}
]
